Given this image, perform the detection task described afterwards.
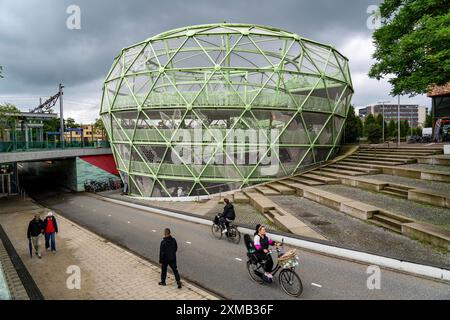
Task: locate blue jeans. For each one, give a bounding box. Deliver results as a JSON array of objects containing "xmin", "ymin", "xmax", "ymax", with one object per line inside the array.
[{"xmin": 45, "ymin": 232, "xmax": 56, "ymax": 251}]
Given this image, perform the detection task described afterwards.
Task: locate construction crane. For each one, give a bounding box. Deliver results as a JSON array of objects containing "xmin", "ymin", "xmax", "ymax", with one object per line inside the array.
[
  {"xmin": 29, "ymin": 84, "xmax": 65, "ymax": 147},
  {"xmin": 30, "ymin": 87, "xmax": 63, "ymax": 113}
]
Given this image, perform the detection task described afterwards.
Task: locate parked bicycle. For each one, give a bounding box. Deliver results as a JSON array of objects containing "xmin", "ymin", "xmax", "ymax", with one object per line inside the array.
[
  {"xmin": 211, "ymin": 214, "xmax": 241, "ymax": 244},
  {"xmin": 244, "ymin": 236, "xmax": 303, "ymax": 297},
  {"xmin": 84, "ymin": 178, "xmax": 122, "ymax": 193}
]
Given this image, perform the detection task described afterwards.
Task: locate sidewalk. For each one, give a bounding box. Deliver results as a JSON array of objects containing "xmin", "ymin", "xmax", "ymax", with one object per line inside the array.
[{"xmin": 0, "ymin": 197, "xmax": 217, "ymax": 300}]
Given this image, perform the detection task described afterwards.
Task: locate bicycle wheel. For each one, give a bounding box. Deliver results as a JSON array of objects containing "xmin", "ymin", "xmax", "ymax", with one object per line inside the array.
[
  {"xmin": 211, "ymin": 224, "xmax": 223, "ymax": 240},
  {"xmin": 246, "ymin": 261, "xmax": 264, "ymax": 284},
  {"xmin": 279, "ymin": 269, "xmax": 303, "ymax": 297},
  {"xmin": 227, "ymin": 226, "xmax": 241, "ymax": 244}
]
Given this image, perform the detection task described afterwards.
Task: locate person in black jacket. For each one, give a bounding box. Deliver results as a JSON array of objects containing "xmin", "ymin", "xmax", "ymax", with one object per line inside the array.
[
  {"xmin": 159, "ymin": 228, "xmax": 182, "ymax": 289},
  {"xmin": 219, "ymin": 198, "xmax": 235, "ymax": 234},
  {"xmin": 27, "ymin": 214, "xmax": 44, "ymax": 258}
]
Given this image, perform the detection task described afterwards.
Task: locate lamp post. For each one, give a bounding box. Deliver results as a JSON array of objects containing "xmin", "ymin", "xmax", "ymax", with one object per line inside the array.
[
  {"xmin": 378, "ymin": 100, "xmax": 390, "ymax": 143},
  {"xmin": 397, "ymin": 95, "xmax": 401, "ymax": 146}
]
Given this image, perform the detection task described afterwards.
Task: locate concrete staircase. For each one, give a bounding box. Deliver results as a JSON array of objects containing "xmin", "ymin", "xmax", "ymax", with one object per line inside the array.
[{"xmin": 223, "ymin": 145, "xmax": 450, "ymax": 250}]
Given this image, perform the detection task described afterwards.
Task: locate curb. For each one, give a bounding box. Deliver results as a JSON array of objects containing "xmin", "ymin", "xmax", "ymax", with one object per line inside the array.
[{"xmin": 94, "ymin": 194, "xmax": 450, "ymax": 282}]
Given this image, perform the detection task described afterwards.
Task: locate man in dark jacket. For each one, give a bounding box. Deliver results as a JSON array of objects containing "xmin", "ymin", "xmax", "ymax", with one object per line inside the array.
[
  {"xmin": 159, "ymin": 228, "xmax": 182, "ymax": 289},
  {"xmin": 219, "ymin": 198, "xmax": 235, "ymax": 234},
  {"xmin": 27, "ymin": 214, "xmax": 44, "ymax": 258}
]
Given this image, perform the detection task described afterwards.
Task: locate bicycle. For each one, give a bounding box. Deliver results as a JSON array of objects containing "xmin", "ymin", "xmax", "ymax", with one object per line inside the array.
[
  {"xmin": 245, "ymin": 237, "xmax": 303, "ymax": 297},
  {"xmin": 211, "ymin": 214, "xmax": 241, "ymax": 244}
]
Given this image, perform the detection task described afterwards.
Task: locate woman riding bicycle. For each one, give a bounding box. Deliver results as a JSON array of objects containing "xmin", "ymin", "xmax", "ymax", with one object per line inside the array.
[{"xmin": 253, "ymin": 224, "xmax": 279, "ymax": 280}]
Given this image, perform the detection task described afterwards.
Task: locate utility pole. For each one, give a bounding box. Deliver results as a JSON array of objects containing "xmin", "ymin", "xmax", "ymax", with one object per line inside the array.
[
  {"xmin": 397, "ymin": 95, "xmax": 401, "ymax": 146},
  {"xmin": 59, "ymin": 83, "xmax": 65, "ymax": 148}
]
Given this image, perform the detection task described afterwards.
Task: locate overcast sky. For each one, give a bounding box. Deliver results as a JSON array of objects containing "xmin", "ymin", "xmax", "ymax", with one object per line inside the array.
[{"xmin": 0, "ymin": 0, "xmax": 430, "ymax": 123}]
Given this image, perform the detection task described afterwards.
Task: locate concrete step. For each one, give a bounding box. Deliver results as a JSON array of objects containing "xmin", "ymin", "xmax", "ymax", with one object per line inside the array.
[
  {"xmin": 418, "ymin": 157, "xmax": 450, "ymax": 166},
  {"xmin": 380, "ymin": 190, "xmax": 408, "ymax": 199},
  {"xmin": 327, "ymin": 164, "xmax": 382, "ymax": 174},
  {"xmin": 267, "ymin": 208, "xmax": 327, "ymax": 240},
  {"xmin": 338, "ymin": 161, "xmax": 388, "ymax": 169},
  {"xmin": 233, "ymin": 191, "xmax": 250, "ymax": 204},
  {"xmin": 288, "ymin": 177, "xmax": 325, "ymax": 186},
  {"xmin": 301, "ymin": 173, "xmax": 340, "ymax": 185},
  {"xmin": 266, "ymin": 183, "xmax": 296, "ymax": 195},
  {"xmin": 358, "ymin": 150, "xmax": 438, "ymax": 157},
  {"xmin": 369, "ymin": 218, "xmax": 402, "ymax": 233},
  {"xmin": 350, "ymin": 155, "xmax": 415, "ymax": 164},
  {"xmin": 356, "ymin": 152, "xmax": 423, "ymax": 159},
  {"xmin": 316, "ymin": 167, "xmax": 367, "ymax": 176},
  {"xmin": 360, "ymin": 147, "xmax": 443, "ymax": 154},
  {"xmin": 255, "ymin": 185, "xmax": 280, "ymax": 196},
  {"xmin": 381, "ymin": 166, "xmax": 450, "ymax": 183},
  {"xmin": 383, "ymin": 186, "xmax": 409, "ymax": 196},
  {"xmin": 243, "ymin": 190, "xmax": 276, "ymax": 213},
  {"xmin": 402, "ymin": 222, "xmax": 450, "ymax": 251},
  {"xmin": 345, "ymin": 158, "xmax": 405, "ymax": 166}
]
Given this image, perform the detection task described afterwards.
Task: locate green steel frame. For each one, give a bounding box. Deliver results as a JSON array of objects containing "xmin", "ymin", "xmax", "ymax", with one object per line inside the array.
[{"xmin": 100, "ymin": 23, "xmax": 354, "ymax": 198}]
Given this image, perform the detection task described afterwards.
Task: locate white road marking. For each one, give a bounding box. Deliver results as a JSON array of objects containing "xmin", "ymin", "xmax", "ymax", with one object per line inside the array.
[
  {"xmin": 108, "ymin": 214, "xmax": 112, "ymax": 217},
  {"xmin": 235, "ymin": 258, "xmax": 242, "ymax": 262},
  {"xmin": 186, "ymin": 241, "xmax": 192, "ymax": 244},
  {"xmin": 311, "ymin": 283, "xmax": 322, "ymax": 288},
  {"xmin": 152, "ymin": 230, "xmax": 156, "ymax": 232},
  {"xmin": 127, "ymin": 221, "xmax": 131, "ymax": 224}
]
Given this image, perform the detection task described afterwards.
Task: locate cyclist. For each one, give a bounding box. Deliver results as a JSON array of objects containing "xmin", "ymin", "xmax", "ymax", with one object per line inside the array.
[
  {"xmin": 254, "ymin": 224, "xmax": 278, "ymax": 280},
  {"xmin": 219, "ymin": 198, "xmax": 235, "ymax": 234}
]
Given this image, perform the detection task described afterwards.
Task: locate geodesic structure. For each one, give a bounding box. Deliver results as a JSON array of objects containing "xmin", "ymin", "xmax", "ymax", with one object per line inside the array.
[{"xmin": 100, "ymin": 23, "xmax": 353, "ymax": 198}]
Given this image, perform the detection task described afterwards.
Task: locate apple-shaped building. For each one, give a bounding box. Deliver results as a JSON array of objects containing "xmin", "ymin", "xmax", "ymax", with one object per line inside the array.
[{"xmin": 100, "ymin": 23, "xmax": 353, "ymax": 198}]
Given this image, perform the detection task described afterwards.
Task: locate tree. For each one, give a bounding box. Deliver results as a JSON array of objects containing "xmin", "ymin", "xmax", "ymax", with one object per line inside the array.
[
  {"xmin": 93, "ymin": 118, "xmax": 108, "ymax": 139},
  {"xmin": 388, "ymin": 120, "xmax": 397, "ymax": 138},
  {"xmin": 363, "ymin": 114, "xmax": 376, "ymax": 136},
  {"xmin": 375, "ymin": 113, "xmax": 388, "ymax": 138},
  {"xmin": 343, "ymin": 106, "xmax": 363, "ymax": 144},
  {"xmin": 425, "ymin": 112, "xmax": 433, "ymax": 128},
  {"xmin": 43, "ymin": 118, "xmax": 61, "ymax": 134},
  {"xmin": 369, "ymin": 0, "xmax": 450, "ymax": 96},
  {"xmin": 401, "ymin": 119, "xmax": 410, "ymax": 137},
  {"xmin": 65, "ymin": 117, "xmax": 79, "ymax": 129},
  {"xmin": 366, "ymin": 123, "xmax": 383, "ymax": 144},
  {"xmin": 0, "ymin": 103, "xmax": 20, "ymax": 141}
]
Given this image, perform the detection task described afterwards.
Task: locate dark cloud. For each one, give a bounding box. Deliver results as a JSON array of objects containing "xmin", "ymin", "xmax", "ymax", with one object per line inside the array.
[{"xmin": 1, "ymin": 0, "xmax": 428, "ymax": 122}]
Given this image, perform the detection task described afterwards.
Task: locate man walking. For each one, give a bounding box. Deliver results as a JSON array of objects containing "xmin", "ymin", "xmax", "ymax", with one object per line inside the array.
[
  {"xmin": 27, "ymin": 214, "xmax": 44, "ymax": 259},
  {"xmin": 158, "ymin": 228, "xmax": 182, "ymax": 289},
  {"xmin": 43, "ymin": 212, "xmax": 59, "ymax": 253}
]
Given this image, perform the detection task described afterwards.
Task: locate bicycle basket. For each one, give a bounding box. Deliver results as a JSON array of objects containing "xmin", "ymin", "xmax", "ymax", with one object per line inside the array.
[{"xmin": 278, "ymin": 249, "xmax": 299, "ymax": 268}]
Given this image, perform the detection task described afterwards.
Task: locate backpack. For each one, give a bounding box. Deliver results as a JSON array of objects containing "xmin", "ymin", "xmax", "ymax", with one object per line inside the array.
[{"xmin": 244, "ymin": 234, "xmax": 256, "ymax": 254}]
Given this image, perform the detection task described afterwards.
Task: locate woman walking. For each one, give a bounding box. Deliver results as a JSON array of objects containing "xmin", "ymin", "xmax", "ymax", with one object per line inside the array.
[{"xmin": 43, "ymin": 212, "xmax": 59, "ymax": 253}]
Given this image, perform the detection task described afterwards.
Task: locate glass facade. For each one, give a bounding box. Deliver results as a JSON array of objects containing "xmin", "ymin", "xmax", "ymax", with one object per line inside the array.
[{"xmin": 100, "ymin": 24, "xmax": 353, "ymax": 198}]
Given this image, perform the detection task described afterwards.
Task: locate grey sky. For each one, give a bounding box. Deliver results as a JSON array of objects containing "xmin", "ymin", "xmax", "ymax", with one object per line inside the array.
[{"xmin": 0, "ymin": 0, "xmax": 429, "ymax": 123}]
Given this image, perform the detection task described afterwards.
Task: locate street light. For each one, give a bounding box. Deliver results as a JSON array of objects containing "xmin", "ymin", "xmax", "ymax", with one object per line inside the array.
[
  {"xmin": 378, "ymin": 100, "xmax": 390, "ymax": 143},
  {"xmin": 397, "ymin": 95, "xmax": 401, "ymax": 146}
]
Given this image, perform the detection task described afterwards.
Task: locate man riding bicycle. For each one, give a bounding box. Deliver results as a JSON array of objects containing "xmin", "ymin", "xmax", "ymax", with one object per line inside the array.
[{"xmin": 219, "ymin": 198, "xmax": 235, "ymax": 234}]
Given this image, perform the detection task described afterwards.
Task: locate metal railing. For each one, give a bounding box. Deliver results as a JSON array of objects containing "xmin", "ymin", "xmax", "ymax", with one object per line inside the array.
[{"xmin": 0, "ymin": 140, "xmax": 110, "ymax": 153}]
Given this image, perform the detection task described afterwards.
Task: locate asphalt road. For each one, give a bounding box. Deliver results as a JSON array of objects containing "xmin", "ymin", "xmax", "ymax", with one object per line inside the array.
[{"xmin": 32, "ymin": 191, "xmax": 450, "ymax": 300}]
